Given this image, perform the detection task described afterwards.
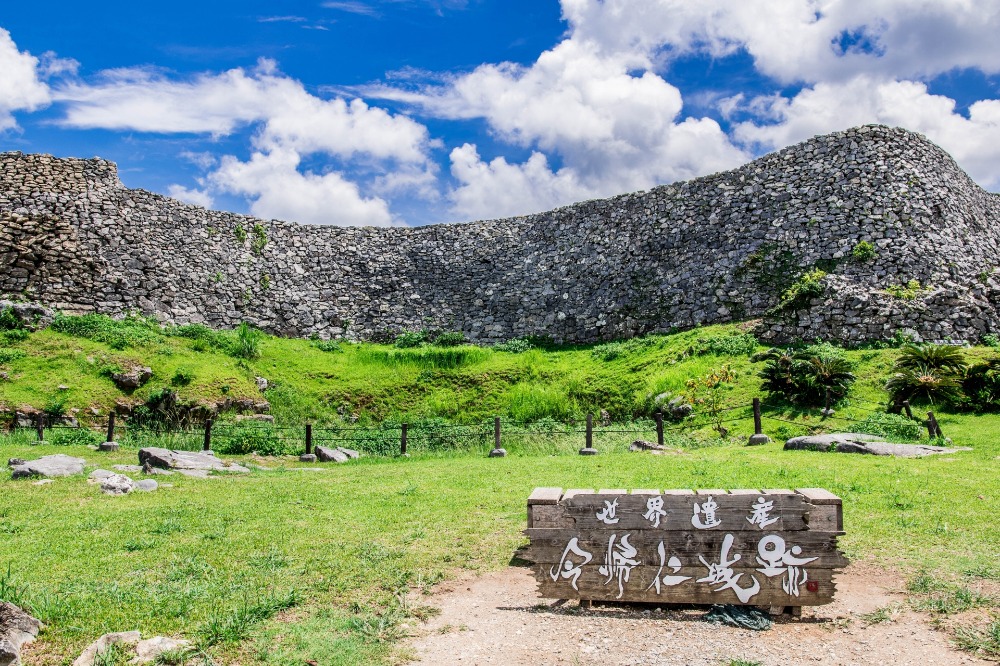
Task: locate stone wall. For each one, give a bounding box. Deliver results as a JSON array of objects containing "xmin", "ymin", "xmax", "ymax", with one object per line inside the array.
[{"xmin": 2, "ymin": 125, "xmax": 999, "ymax": 344}]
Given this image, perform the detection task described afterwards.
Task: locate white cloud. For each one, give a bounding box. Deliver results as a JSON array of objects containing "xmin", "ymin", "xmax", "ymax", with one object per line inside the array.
[
  {"xmin": 167, "ymin": 184, "xmax": 214, "ymax": 208},
  {"xmin": 209, "ymin": 149, "xmax": 396, "ymax": 226},
  {"xmin": 0, "ymin": 28, "xmax": 52, "ymax": 130},
  {"xmin": 734, "ymin": 75, "xmax": 1000, "ymax": 190}
]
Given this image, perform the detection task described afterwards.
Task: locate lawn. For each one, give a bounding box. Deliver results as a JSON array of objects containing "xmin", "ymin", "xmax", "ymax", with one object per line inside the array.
[{"xmin": 2, "ymin": 415, "xmax": 999, "ymax": 665}]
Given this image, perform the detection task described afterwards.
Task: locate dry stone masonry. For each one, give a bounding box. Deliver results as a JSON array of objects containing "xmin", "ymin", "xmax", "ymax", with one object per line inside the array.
[{"xmin": 2, "ymin": 125, "xmax": 999, "ymax": 344}]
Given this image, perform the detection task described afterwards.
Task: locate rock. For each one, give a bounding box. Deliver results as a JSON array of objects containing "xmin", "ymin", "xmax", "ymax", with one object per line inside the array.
[
  {"xmin": 130, "ymin": 636, "xmax": 190, "ymax": 665},
  {"xmin": 336, "ymin": 447, "xmax": 360, "ymax": 459},
  {"xmin": 72, "ymin": 631, "xmax": 141, "ymax": 666},
  {"xmin": 0, "ymin": 372, "xmax": 9, "ymax": 381},
  {"xmin": 100, "ymin": 474, "xmax": 136, "ymax": 495},
  {"xmin": 315, "ymin": 446, "xmax": 348, "ymax": 463},
  {"xmin": 134, "ymin": 479, "xmax": 158, "ymax": 492},
  {"xmin": 98, "ymin": 442, "xmax": 120, "ymax": 452},
  {"xmin": 111, "ymin": 367, "xmax": 152, "ymax": 391},
  {"xmin": 11, "ymin": 454, "xmax": 86, "ymax": 479},
  {"xmin": 89, "ymin": 469, "xmax": 115, "ymax": 482},
  {"xmin": 488, "ymin": 447, "xmax": 507, "ymax": 458},
  {"xmin": 784, "ymin": 433, "xmax": 971, "ymax": 457},
  {"xmin": 174, "ymin": 469, "xmax": 210, "ymax": 478},
  {"xmin": 7, "ymin": 459, "xmax": 25, "ymax": 468},
  {"xmin": 298, "ymin": 454, "xmax": 317, "ymax": 463},
  {"xmin": 138, "ymin": 448, "xmax": 249, "ymax": 473},
  {"xmin": 254, "ymin": 376, "xmax": 268, "ymax": 391},
  {"xmin": 629, "ymin": 439, "xmax": 665, "ymax": 452},
  {"xmin": 578, "ymin": 447, "xmax": 598, "ymax": 456},
  {"xmin": 747, "ymin": 434, "xmax": 771, "ymax": 446},
  {"xmin": 0, "ymin": 601, "xmax": 42, "ymax": 666},
  {"xmin": 0, "ymin": 301, "xmax": 53, "ymax": 331}
]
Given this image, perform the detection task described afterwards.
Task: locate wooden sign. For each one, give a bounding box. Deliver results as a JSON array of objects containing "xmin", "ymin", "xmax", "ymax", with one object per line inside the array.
[{"xmin": 523, "ymin": 488, "xmax": 848, "ymax": 609}]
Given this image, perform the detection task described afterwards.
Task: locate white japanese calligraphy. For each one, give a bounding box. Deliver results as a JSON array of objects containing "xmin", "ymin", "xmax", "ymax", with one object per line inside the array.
[
  {"xmin": 691, "ymin": 496, "xmax": 723, "ymax": 529},
  {"xmin": 697, "ymin": 533, "xmax": 761, "ymax": 603},
  {"xmin": 596, "ymin": 498, "xmax": 621, "ymax": 525},
  {"xmin": 643, "ymin": 496, "xmax": 667, "ymax": 528},
  {"xmin": 646, "ymin": 540, "xmax": 692, "ymax": 593},
  {"xmin": 598, "ymin": 534, "xmax": 640, "ymax": 599},
  {"xmin": 746, "ymin": 497, "xmax": 779, "ymax": 529},
  {"xmin": 549, "ymin": 537, "xmax": 593, "ymax": 591},
  {"xmin": 755, "ymin": 534, "xmax": 818, "ymax": 597}
]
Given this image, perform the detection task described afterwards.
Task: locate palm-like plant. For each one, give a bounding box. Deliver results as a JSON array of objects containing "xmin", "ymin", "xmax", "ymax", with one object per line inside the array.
[
  {"xmin": 756, "ymin": 345, "xmax": 855, "ymax": 406},
  {"xmin": 886, "ymin": 344, "xmax": 967, "ymax": 405}
]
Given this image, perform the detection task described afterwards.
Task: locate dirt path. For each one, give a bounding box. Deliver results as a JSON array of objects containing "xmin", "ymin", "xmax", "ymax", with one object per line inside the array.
[{"xmin": 405, "ymin": 564, "xmax": 989, "ymax": 666}]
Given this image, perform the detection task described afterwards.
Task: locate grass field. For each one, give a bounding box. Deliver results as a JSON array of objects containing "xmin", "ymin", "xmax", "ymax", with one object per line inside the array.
[
  {"xmin": 2, "ymin": 414, "xmax": 999, "ymax": 665},
  {"xmin": 2, "ymin": 315, "xmax": 1000, "ymax": 663}
]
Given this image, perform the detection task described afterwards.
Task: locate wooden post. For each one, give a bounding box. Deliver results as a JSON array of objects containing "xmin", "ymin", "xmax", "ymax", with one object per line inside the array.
[
  {"xmin": 753, "ymin": 398, "xmax": 763, "ymax": 435},
  {"xmin": 489, "ymin": 416, "xmax": 506, "ymax": 457},
  {"xmin": 579, "ymin": 413, "xmax": 597, "ymax": 455},
  {"xmin": 821, "ymin": 389, "xmax": 831, "ymax": 420},
  {"xmin": 305, "ymin": 423, "xmax": 313, "ymax": 455},
  {"xmin": 35, "ymin": 413, "xmax": 44, "ymax": 442},
  {"xmin": 106, "ymin": 412, "xmax": 116, "ymax": 443},
  {"xmin": 203, "ymin": 419, "xmax": 213, "ymax": 451},
  {"xmin": 655, "ymin": 411, "xmax": 664, "ymax": 447},
  {"xmin": 902, "ymin": 400, "xmax": 913, "ymax": 420},
  {"xmin": 400, "ymin": 423, "xmax": 408, "ymax": 456},
  {"xmin": 927, "ymin": 411, "xmax": 943, "ymax": 439}
]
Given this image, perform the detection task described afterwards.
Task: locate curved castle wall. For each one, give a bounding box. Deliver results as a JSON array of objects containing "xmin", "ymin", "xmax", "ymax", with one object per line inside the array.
[{"xmin": 2, "ymin": 125, "xmax": 999, "ymax": 344}]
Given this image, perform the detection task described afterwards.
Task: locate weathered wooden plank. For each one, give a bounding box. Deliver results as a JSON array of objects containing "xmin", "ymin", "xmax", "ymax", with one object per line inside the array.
[
  {"xmin": 662, "ymin": 489, "xmax": 695, "ymax": 495},
  {"xmin": 696, "ymin": 489, "xmax": 728, "ymax": 495},
  {"xmin": 804, "ymin": 505, "xmax": 842, "ymax": 532},
  {"xmin": 630, "ymin": 489, "xmax": 660, "ymax": 495},
  {"xmin": 528, "ymin": 487, "xmax": 564, "ymax": 505},
  {"xmin": 535, "ymin": 564, "xmax": 840, "ymax": 605},
  {"xmin": 562, "ymin": 493, "xmax": 811, "ymax": 531},
  {"xmin": 524, "ymin": 529, "xmax": 848, "ymax": 568},
  {"xmin": 727, "ymin": 489, "xmax": 761, "ymax": 495},
  {"xmin": 795, "ymin": 488, "xmax": 842, "ymax": 505},
  {"xmin": 598, "ymin": 488, "xmax": 628, "ymax": 495},
  {"xmin": 562, "ymin": 489, "xmax": 595, "ymax": 500},
  {"xmin": 530, "ymin": 504, "xmax": 575, "ymax": 529},
  {"xmin": 761, "ymin": 489, "xmax": 795, "ymax": 495}
]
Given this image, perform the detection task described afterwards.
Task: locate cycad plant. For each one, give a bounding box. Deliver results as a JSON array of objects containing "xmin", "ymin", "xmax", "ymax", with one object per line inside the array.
[
  {"xmin": 886, "ymin": 344, "xmax": 967, "ymax": 405},
  {"xmin": 756, "ymin": 343, "xmax": 855, "ymax": 406}
]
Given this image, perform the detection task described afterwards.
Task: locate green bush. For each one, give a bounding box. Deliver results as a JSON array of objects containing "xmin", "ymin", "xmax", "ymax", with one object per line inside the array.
[
  {"xmin": 251, "ymin": 223, "xmax": 267, "ymax": 256},
  {"xmin": 961, "ymin": 359, "xmax": 1000, "ymax": 412},
  {"xmin": 432, "ymin": 332, "xmax": 466, "ymax": 347},
  {"xmin": 886, "ymin": 344, "xmax": 967, "ymax": 405},
  {"xmin": 854, "ymin": 412, "xmax": 922, "ymax": 441},
  {"xmin": 232, "ymin": 322, "xmax": 263, "ymax": 360},
  {"xmin": 493, "ymin": 338, "xmax": 534, "ymax": 353},
  {"xmin": 50, "ymin": 313, "xmax": 162, "ymax": 349},
  {"xmin": 851, "ymin": 241, "xmax": 877, "ymax": 262},
  {"xmin": 692, "ymin": 333, "xmax": 758, "ymax": 356},
  {"xmin": 0, "ymin": 307, "xmax": 23, "ymax": 331},
  {"xmin": 757, "ymin": 343, "xmax": 855, "ymax": 406},
  {"xmin": 885, "ymin": 279, "xmax": 928, "ymax": 300},
  {"xmin": 394, "ymin": 330, "xmax": 428, "ymax": 348},
  {"xmin": 0, "ymin": 348, "xmax": 26, "ymax": 364},
  {"xmin": 49, "ymin": 428, "xmax": 102, "ymax": 447},
  {"xmin": 313, "ymin": 339, "xmax": 343, "ymax": 353},
  {"xmin": 170, "ymin": 323, "xmax": 230, "ymax": 351},
  {"xmin": 0, "ymin": 329, "xmax": 29, "ymax": 344},
  {"xmin": 171, "ymin": 366, "xmax": 195, "ymax": 386},
  {"xmin": 213, "ymin": 423, "xmax": 289, "ymax": 456},
  {"xmin": 775, "ymin": 269, "xmax": 827, "ymax": 311},
  {"xmin": 982, "ymin": 334, "xmax": 1000, "ymax": 348}
]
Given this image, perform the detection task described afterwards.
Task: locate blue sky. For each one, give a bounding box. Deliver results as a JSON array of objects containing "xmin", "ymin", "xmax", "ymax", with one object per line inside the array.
[{"xmin": 1, "ymin": 1, "xmax": 999, "ymax": 227}]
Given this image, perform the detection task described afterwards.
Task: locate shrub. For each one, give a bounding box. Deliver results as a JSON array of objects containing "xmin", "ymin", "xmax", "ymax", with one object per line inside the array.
[
  {"xmin": 886, "ymin": 344, "xmax": 967, "ymax": 405},
  {"xmin": 692, "ymin": 333, "xmax": 759, "ymax": 357},
  {"xmin": 775, "ymin": 269, "xmax": 826, "ymax": 311},
  {"xmin": 0, "ymin": 329, "xmax": 29, "ymax": 344},
  {"xmin": 885, "ymin": 279, "xmax": 928, "ymax": 300},
  {"xmin": 313, "ymin": 339, "xmax": 343, "ymax": 353},
  {"xmin": 851, "ymin": 241, "xmax": 877, "ymax": 262},
  {"xmin": 854, "ymin": 412, "xmax": 922, "ymax": 441},
  {"xmin": 961, "ymin": 359, "xmax": 1000, "ymax": 412},
  {"xmin": 0, "ymin": 348, "xmax": 26, "ymax": 364},
  {"xmin": 251, "ymin": 223, "xmax": 267, "ymax": 255},
  {"xmin": 394, "ymin": 330, "xmax": 428, "ymax": 348},
  {"xmin": 981, "ymin": 334, "xmax": 1000, "ymax": 348},
  {"xmin": 50, "ymin": 312, "xmax": 161, "ymax": 349},
  {"xmin": 43, "ymin": 396, "xmax": 68, "ymax": 418},
  {"xmin": 49, "ymin": 428, "xmax": 102, "ymax": 447},
  {"xmin": 432, "ymin": 331, "xmax": 466, "ymax": 347},
  {"xmin": 234, "ymin": 223, "xmax": 247, "ymax": 243},
  {"xmin": 171, "ymin": 366, "xmax": 195, "ymax": 386},
  {"xmin": 757, "ymin": 343, "xmax": 855, "ymax": 406},
  {"xmin": 213, "ymin": 422, "xmax": 289, "ymax": 456},
  {"xmin": 494, "ymin": 338, "xmax": 534, "ymax": 353},
  {"xmin": 232, "ymin": 322, "xmax": 263, "ymax": 359},
  {"xmin": 170, "ymin": 323, "xmax": 229, "ymax": 350},
  {"xmin": 0, "ymin": 307, "xmax": 23, "ymax": 331}
]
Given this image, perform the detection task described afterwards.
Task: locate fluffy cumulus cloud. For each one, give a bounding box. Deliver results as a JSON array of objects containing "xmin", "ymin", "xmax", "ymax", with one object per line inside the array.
[
  {"xmin": 54, "ymin": 59, "xmax": 434, "ymax": 225},
  {"xmin": 0, "ymin": 29, "xmax": 53, "ymax": 131}
]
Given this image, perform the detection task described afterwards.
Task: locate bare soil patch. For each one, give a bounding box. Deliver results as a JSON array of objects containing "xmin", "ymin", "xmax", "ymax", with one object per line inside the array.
[{"xmin": 406, "ymin": 563, "xmax": 990, "ymax": 665}]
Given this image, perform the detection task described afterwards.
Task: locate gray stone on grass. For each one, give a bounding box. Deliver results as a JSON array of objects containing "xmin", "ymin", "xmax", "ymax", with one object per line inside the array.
[
  {"xmin": 784, "ymin": 433, "xmax": 970, "ymax": 458},
  {"xmin": 747, "ymin": 434, "xmax": 771, "ymax": 446},
  {"xmin": 315, "ymin": 446, "xmax": 348, "ymax": 463},
  {"xmin": 11, "ymin": 454, "xmax": 86, "ymax": 479},
  {"xmin": 89, "ymin": 469, "xmax": 115, "ymax": 482},
  {"xmin": 131, "ymin": 636, "xmax": 191, "ymax": 665},
  {"xmin": 6, "ymin": 459, "xmax": 26, "ymax": 469},
  {"xmin": 0, "ymin": 601, "xmax": 42, "ymax": 666},
  {"xmin": 97, "ymin": 442, "xmax": 119, "ymax": 452},
  {"xmin": 72, "ymin": 632, "xmax": 141, "ymax": 666},
  {"xmin": 298, "ymin": 453, "xmax": 317, "ymax": 463},
  {"xmin": 100, "ymin": 474, "xmax": 136, "ymax": 496},
  {"xmin": 111, "ymin": 367, "xmax": 152, "ymax": 391},
  {"xmin": 138, "ymin": 448, "xmax": 249, "ymax": 473},
  {"xmin": 134, "ymin": 479, "xmax": 158, "ymax": 492},
  {"xmin": 629, "ymin": 440, "xmax": 664, "ymax": 452},
  {"xmin": 488, "ymin": 448, "xmax": 507, "ymax": 458}
]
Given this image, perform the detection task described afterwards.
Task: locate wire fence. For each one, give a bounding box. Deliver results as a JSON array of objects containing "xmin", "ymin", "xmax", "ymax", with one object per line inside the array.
[{"xmin": 3, "ymin": 397, "xmax": 940, "ymax": 458}]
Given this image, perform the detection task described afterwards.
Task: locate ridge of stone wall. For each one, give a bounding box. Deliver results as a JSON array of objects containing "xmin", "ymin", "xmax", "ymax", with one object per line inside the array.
[{"xmin": 2, "ymin": 125, "xmax": 999, "ymax": 344}]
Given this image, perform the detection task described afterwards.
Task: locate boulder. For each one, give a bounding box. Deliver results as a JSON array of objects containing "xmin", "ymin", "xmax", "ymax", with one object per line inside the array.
[
  {"xmin": 254, "ymin": 376, "xmax": 268, "ymax": 391},
  {"xmin": 337, "ymin": 447, "xmax": 360, "ymax": 460},
  {"xmin": 72, "ymin": 632, "xmax": 141, "ymax": 666},
  {"xmin": 89, "ymin": 469, "xmax": 115, "ymax": 482},
  {"xmin": 315, "ymin": 446, "xmax": 348, "ymax": 463},
  {"xmin": 0, "ymin": 301, "xmax": 54, "ymax": 331},
  {"xmin": 138, "ymin": 448, "xmax": 249, "ymax": 473},
  {"xmin": 0, "ymin": 601, "xmax": 42, "ymax": 666},
  {"xmin": 6, "ymin": 459, "xmax": 26, "ymax": 469},
  {"xmin": 784, "ymin": 433, "xmax": 971, "ymax": 458},
  {"xmin": 629, "ymin": 439, "xmax": 665, "ymax": 452},
  {"xmin": 11, "ymin": 455, "xmax": 86, "ymax": 479},
  {"xmin": 111, "ymin": 367, "xmax": 152, "ymax": 391},
  {"xmin": 298, "ymin": 454, "xmax": 317, "ymax": 463},
  {"xmin": 100, "ymin": 474, "xmax": 136, "ymax": 496},
  {"xmin": 131, "ymin": 636, "xmax": 190, "ymax": 665},
  {"xmin": 134, "ymin": 479, "xmax": 158, "ymax": 492}
]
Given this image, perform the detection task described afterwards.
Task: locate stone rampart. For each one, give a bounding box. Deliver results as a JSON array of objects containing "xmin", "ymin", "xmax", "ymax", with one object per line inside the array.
[{"xmin": 2, "ymin": 125, "xmax": 999, "ymax": 344}]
